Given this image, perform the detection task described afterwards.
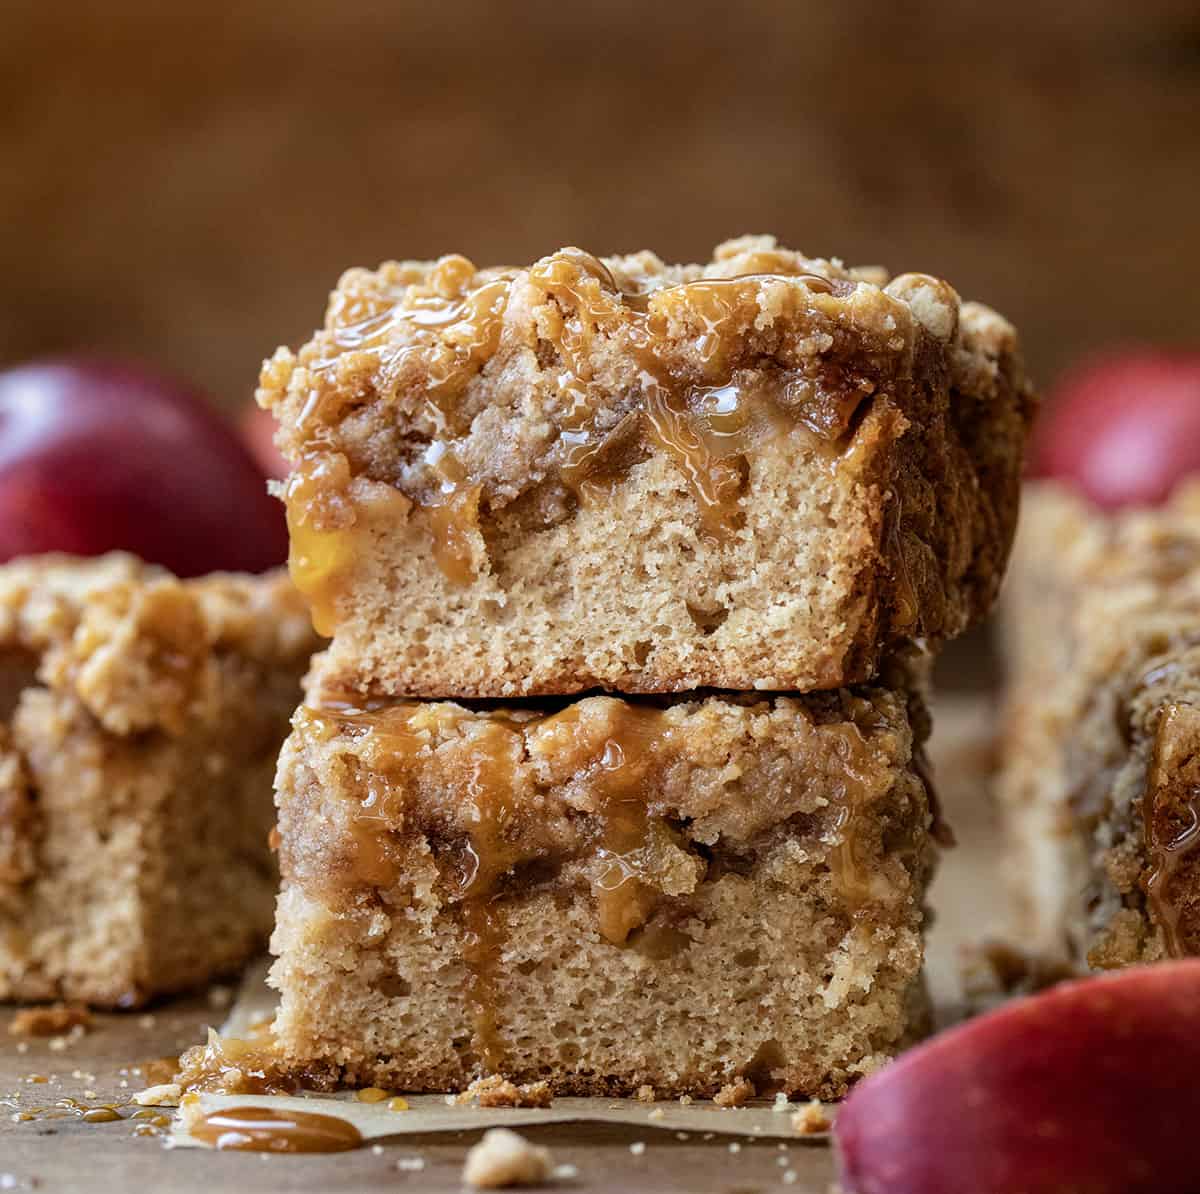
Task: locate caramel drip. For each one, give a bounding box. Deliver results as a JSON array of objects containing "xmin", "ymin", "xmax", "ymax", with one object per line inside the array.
[
  {"xmin": 1142, "ymin": 704, "xmax": 1200, "ymax": 957},
  {"xmin": 445, "ymin": 721, "xmax": 524, "ymax": 1074},
  {"xmin": 821, "ymin": 723, "xmax": 880, "ymax": 912},
  {"xmin": 305, "ymin": 255, "xmax": 514, "ymax": 434},
  {"xmin": 421, "ymin": 441, "xmax": 482, "ymax": 584},
  {"xmin": 536, "ymin": 702, "xmax": 677, "ymax": 944},
  {"xmin": 304, "ymin": 697, "xmax": 687, "ymax": 1075},
  {"xmin": 189, "ymin": 1105, "xmax": 363, "ymax": 1154},
  {"xmin": 173, "ymin": 1025, "xmax": 300, "ymax": 1098},
  {"xmin": 284, "ymin": 455, "xmax": 356, "ymax": 637},
  {"xmin": 530, "ymin": 252, "xmax": 834, "ymax": 535},
  {"xmin": 325, "ymin": 706, "xmax": 427, "ymax": 892}
]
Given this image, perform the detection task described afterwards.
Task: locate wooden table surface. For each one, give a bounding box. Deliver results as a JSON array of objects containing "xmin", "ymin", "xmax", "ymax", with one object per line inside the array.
[{"xmin": 0, "ymin": 699, "xmax": 1000, "ymax": 1193}]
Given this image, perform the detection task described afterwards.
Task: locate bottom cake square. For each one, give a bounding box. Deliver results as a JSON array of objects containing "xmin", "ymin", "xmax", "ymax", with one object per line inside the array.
[{"xmin": 269, "ymin": 683, "xmax": 937, "ymax": 1098}]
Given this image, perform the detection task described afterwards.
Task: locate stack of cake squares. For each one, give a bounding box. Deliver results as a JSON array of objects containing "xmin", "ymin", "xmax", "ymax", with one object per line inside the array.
[{"xmin": 259, "ymin": 236, "xmax": 1035, "ymax": 1099}]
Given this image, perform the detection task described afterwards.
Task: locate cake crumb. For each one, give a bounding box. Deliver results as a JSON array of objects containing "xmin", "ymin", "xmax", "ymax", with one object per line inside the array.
[
  {"xmin": 771, "ymin": 1092, "xmax": 790, "ymax": 1113},
  {"xmin": 462, "ymin": 1128, "xmax": 553, "ymax": 1189},
  {"xmin": 714, "ymin": 1078, "xmax": 754, "ymax": 1108},
  {"xmin": 8, "ymin": 1004, "xmax": 92, "ymax": 1038},
  {"xmin": 677, "ymin": 1094, "xmax": 693, "ymax": 1106},
  {"xmin": 728, "ymin": 1141, "xmax": 742, "ymax": 1154},
  {"xmin": 132, "ymin": 1083, "xmax": 183, "ymax": 1107},
  {"xmin": 396, "ymin": 1156, "xmax": 426, "ymax": 1172},
  {"xmin": 629, "ymin": 1141, "xmax": 646, "ymax": 1156},
  {"xmin": 452, "ymin": 1076, "xmax": 553, "ymax": 1109},
  {"xmin": 791, "ymin": 1099, "xmax": 831, "ymax": 1135},
  {"xmin": 635, "ymin": 1084, "xmax": 655, "ymax": 1103},
  {"xmin": 647, "ymin": 1108, "xmax": 665, "ymax": 1121}
]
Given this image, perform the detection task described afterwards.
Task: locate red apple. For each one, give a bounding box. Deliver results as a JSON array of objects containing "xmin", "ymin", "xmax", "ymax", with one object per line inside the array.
[
  {"xmin": 1033, "ymin": 351, "xmax": 1200, "ymax": 508},
  {"xmin": 0, "ymin": 360, "xmax": 287, "ymax": 576},
  {"xmin": 240, "ymin": 403, "xmax": 288, "ymax": 480},
  {"xmin": 835, "ymin": 961, "xmax": 1200, "ymax": 1194}
]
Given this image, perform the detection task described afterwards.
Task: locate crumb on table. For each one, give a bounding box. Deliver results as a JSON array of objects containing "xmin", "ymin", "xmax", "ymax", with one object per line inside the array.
[
  {"xmin": 451, "ymin": 1075, "xmax": 553, "ymax": 1109},
  {"xmin": 714, "ymin": 1077, "xmax": 755, "ymax": 1108},
  {"xmin": 791, "ymin": 1099, "xmax": 831, "ymax": 1135},
  {"xmin": 462, "ymin": 1128, "xmax": 553, "ymax": 1189},
  {"xmin": 8, "ymin": 1003, "xmax": 93, "ymax": 1038}
]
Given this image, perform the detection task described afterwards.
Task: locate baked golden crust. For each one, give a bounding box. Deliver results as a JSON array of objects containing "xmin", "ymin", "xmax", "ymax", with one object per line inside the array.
[
  {"xmin": 0, "ymin": 554, "xmax": 317, "ymax": 1006},
  {"xmin": 260, "ymin": 235, "xmax": 1035, "ymax": 698},
  {"xmin": 269, "ymin": 676, "xmax": 935, "ymax": 1098},
  {"xmin": 998, "ymin": 483, "xmax": 1200, "ymax": 968}
]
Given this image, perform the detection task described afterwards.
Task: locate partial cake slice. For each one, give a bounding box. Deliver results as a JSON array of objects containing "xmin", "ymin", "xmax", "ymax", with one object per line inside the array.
[
  {"xmin": 0, "ymin": 554, "xmax": 316, "ymax": 1006},
  {"xmin": 269, "ymin": 664, "xmax": 937, "ymax": 1098},
  {"xmin": 259, "ymin": 234, "xmax": 1034, "ymax": 698},
  {"xmin": 998, "ymin": 482, "xmax": 1200, "ymax": 967}
]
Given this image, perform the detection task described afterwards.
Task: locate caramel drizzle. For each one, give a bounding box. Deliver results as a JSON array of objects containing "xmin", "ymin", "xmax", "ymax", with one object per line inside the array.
[
  {"xmin": 189, "ymin": 1105, "xmax": 362, "ymax": 1153},
  {"xmin": 312, "ymin": 701, "xmax": 679, "ymax": 1075},
  {"xmin": 286, "ymin": 250, "xmax": 845, "ymax": 607},
  {"xmin": 821, "ymin": 723, "xmax": 881, "ymax": 912},
  {"xmin": 1142, "ymin": 704, "xmax": 1200, "ymax": 957}
]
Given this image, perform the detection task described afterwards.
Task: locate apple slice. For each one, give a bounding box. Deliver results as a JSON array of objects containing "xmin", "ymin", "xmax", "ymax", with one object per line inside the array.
[{"xmin": 835, "ymin": 961, "xmax": 1200, "ymax": 1194}]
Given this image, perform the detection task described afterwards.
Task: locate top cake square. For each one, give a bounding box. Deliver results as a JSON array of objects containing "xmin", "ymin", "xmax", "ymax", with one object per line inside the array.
[{"xmin": 259, "ymin": 235, "xmax": 1034, "ymax": 698}]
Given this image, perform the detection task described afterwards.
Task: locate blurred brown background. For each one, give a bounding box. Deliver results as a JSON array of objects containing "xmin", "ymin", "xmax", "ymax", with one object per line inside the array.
[{"xmin": 2, "ymin": 0, "xmax": 1198, "ymax": 410}]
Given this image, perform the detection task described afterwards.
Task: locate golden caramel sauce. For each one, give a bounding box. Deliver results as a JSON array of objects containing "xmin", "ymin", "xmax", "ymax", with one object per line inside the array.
[
  {"xmin": 533, "ymin": 252, "xmax": 839, "ymax": 539},
  {"xmin": 445, "ymin": 720, "xmax": 524, "ymax": 1074},
  {"xmin": 1142, "ymin": 703, "xmax": 1200, "ymax": 957},
  {"xmin": 190, "ymin": 1105, "xmax": 363, "ymax": 1153},
  {"xmin": 531, "ymin": 702, "xmax": 679, "ymax": 944},
  {"xmin": 174, "ymin": 1026, "xmax": 299, "ymax": 1098},
  {"xmin": 8, "ymin": 1097, "xmax": 129, "ymax": 1128},
  {"xmin": 421, "ymin": 440, "xmax": 482, "ymax": 583},
  {"xmin": 819, "ymin": 723, "xmax": 882, "ymax": 911},
  {"xmin": 305, "ymin": 697, "xmax": 690, "ymax": 1073},
  {"xmin": 287, "ymin": 248, "xmax": 848, "ymax": 613},
  {"xmin": 306, "ymin": 255, "xmax": 514, "ymax": 433},
  {"xmin": 284, "ymin": 454, "xmax": 357, "ymax": 637}
]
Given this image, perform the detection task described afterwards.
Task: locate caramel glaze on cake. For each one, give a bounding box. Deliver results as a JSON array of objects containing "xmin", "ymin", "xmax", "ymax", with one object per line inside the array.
[
  {"xmin": 259, "ymin": 235, "xmax": 1035, "ymax": 698},
  {"xmin": 268, "ymin": 658, "xmax": 936, "ymax": 1098}
]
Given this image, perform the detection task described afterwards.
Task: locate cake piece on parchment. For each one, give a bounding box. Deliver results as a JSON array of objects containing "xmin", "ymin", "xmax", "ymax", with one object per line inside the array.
[{"xmin": 269, "ymin": 662, "xmax": 938, "ymax": 1099}]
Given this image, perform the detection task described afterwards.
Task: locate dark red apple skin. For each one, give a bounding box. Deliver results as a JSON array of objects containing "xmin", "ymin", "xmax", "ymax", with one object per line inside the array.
[
  {"xmin": 239, "ymin": 403, "xmax": 288, "ymax": 480},
  {"xmin": 835, "ymin": 961, "xmax": 1200, "ymax": 1194},
  {"xmin": 0, "ymin": 360, "xmax": 287, "ymax": 577},
  {"xmin": 1033, "ymin": 352, "xmax": 1200, "ymax": 508}
]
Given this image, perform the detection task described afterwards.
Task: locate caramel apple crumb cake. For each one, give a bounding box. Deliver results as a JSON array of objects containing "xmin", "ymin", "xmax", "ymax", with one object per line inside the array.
[
  {"xmin": 0, "ymin": 553, "xmax": 316, "ymax": 1006},
  {"xmin": 258, "ymin": 235, "xmax": 1034, "ymax": 699},
  {"xmin": 998, "ymin": 483, "xmax": 1200, "ymax": 968},
  {"xmin": 268, "ymin": 667, "xmax": 935, "ymax": 1099}
]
